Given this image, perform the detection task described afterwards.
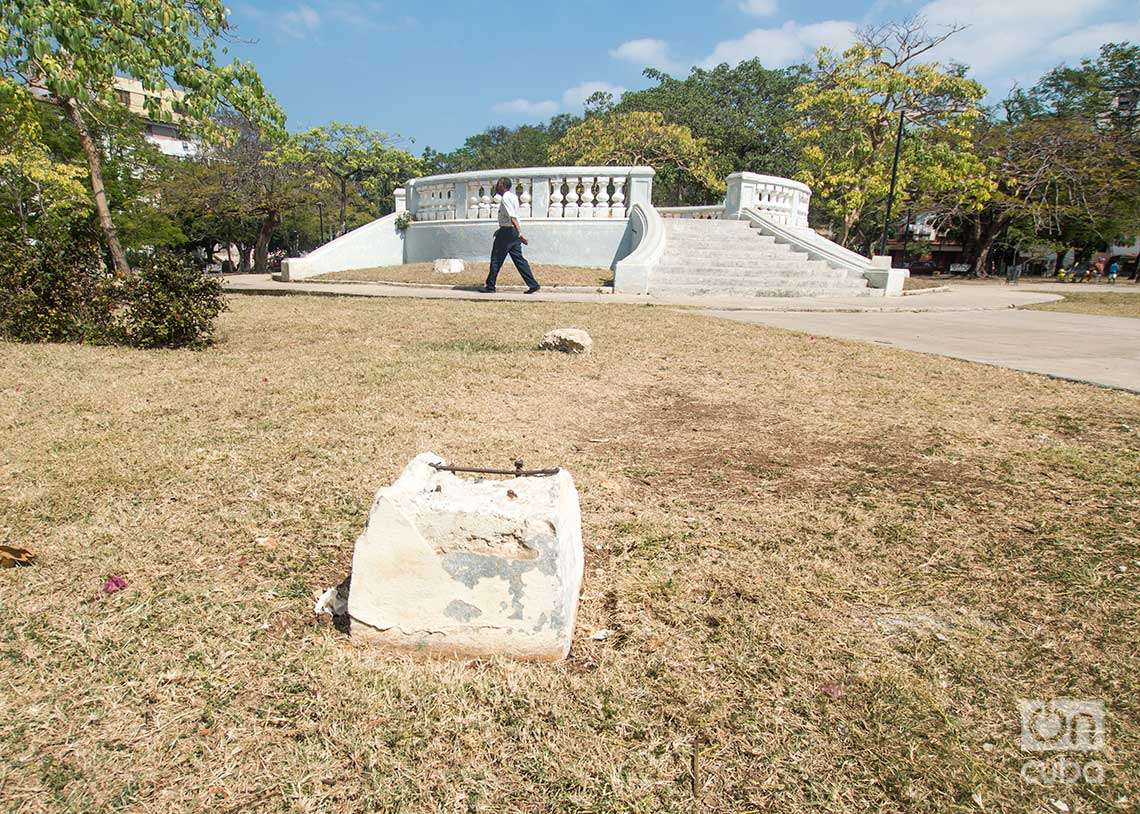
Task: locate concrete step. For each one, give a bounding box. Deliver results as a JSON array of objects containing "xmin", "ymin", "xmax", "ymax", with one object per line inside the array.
[
  {"xmin": 649, "ymin": 282, "xmax": 874, "ymax": 298},
  {"xmin": 654, "ymin": 271, "xmax": 856, "ymax": 287},
  {"xmin": 663, "ymin": 219, "xmax": 751, "ymax": 231},
  {"xmin": 658, "ymin": 251, "xmax": 818, "ymax": 266},
  {"xmin": 654, "ymin": 262, "xmax": 837, "ymax": 276}
]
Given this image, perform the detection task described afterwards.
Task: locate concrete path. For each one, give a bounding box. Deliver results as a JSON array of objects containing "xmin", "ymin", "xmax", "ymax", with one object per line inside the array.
[
  {"xmin": 707, "ymin": 308, "xmax": 1140, "ymax": 393},
  {"xmin": 223, "ymin": 274, "xmax": 1061, "ymax": 313}
]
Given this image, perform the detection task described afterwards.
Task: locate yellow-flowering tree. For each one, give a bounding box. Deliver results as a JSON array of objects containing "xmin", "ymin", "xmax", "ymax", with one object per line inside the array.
[
  {"xmin": 790, "ymin": 20, "xmax": 993, "ymax": 249},
  {"xmin": 0, "ymin": 78, "xmax": 89, "ymax": 239},
  {"xmin": 549, "ymin": 111, "xmax": 725, "ymax": 204}
]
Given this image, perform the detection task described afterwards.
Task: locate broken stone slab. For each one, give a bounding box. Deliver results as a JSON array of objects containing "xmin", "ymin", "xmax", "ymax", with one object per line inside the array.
[
  {"xmin": 432, "ymin": 258, "xmax": 465, "ymax": 274},
  {"xmin": 347, "ymin": 452, "xmax": 584, "ymax": 661},
  {"xmin": 539, "ymin": 328, "xmax": 592, "ymax": 354}
]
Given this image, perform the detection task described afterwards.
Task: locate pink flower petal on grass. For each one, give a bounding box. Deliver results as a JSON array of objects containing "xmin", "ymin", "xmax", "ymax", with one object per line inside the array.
[{"xmin": 102, "ymin": 575, "xmax": 128, "ymax": 594}]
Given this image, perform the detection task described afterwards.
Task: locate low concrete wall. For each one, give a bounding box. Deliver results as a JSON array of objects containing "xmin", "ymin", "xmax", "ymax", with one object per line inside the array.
[
  {"xmin": 281, "ymin": 213, "xmax": 405, "ymax": 280},
  {"xmin": 405, "ymin": 219, "xmax": 635, "ymax": 269}
]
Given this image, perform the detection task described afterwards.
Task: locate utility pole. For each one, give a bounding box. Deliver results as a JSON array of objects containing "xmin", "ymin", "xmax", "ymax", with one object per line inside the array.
[{"xmin": 879, "ymin": 110, "xmax": 907, "ymax": 258}]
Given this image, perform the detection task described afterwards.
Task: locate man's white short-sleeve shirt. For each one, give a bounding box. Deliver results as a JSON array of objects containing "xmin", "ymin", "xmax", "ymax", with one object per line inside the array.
[{"xmin": 498, "ymin": 189, "xmax": 520, "ymax": 227}]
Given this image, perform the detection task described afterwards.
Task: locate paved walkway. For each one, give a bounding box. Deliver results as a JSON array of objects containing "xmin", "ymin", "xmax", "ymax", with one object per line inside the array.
[
  {"xmin": 223, "ymin": 274, "xmax": 1060, "ymax": 313},
  {"xmin": 707, "ymin": 308, "xmax": 1140, "ymax": 393}
]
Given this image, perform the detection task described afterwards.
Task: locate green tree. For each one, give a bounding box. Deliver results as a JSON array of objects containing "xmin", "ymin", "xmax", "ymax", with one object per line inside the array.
[
  {"xmin": 617, "ymin": 60, "xmax": 804, "ymax": 182},
  {"xmin": 944, "ymin": 47, "xmax": 1140, "ymax": 276},
  {"xmin": 296, "ymin": 123, "xmax": 421, "ymax": 235},
  {"xmin": 789, "ymin": 19, "xmax": 991, "ymax": 249},
  {"xmin": 548, "ymin": 111, "xmax": 724, "ymax": 204},
  {"xmin": 0, "ymin": 0, "xmax": 283, "ymax": 276}
]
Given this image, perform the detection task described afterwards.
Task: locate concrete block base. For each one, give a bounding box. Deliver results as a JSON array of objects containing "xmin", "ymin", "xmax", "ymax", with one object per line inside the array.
[{"xmin": 347, "ymin": 453, "xmax": 584, "ymax": 661}]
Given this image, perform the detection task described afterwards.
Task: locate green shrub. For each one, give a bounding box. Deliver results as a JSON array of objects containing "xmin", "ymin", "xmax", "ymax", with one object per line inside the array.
[
  {"xmin": 0, "ymin": 232, "xmax": 226, "ymax": 350},
  {"xmin": 0, "ymin": 225, "xmax": 113, "ymax": 343},
  {"xmin": 113, "ymin": 252, "xmax": 227, "ymax": 349}
]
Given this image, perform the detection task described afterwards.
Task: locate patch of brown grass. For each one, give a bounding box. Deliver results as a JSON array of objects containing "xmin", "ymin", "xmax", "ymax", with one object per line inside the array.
[
  {"xmin": 903, "ymin": 276, "xmax": 948, "ymax": 290},
  {"xmin": 1, "ymin": 295, "xmax": 1137, "ymax": 812},
  {"xmin": 311, "ymin": 262, "xmax": 613, "ymax": 288},
  {"xmin": 1025, "ymin": 290, "xmax": 1140, "ymax": 318}
]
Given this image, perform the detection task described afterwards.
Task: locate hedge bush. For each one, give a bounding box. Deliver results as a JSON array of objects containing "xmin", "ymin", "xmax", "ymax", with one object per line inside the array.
[
  {"xmin": 0, "ymin": 233, "xmax": 226, "ymax": 350},
  {"xmin": 113, "ymin": 252, "xmax": 226, "ymax": 349}
]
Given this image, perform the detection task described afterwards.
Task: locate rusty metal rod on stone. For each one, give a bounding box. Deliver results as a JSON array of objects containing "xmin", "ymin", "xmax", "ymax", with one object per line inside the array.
[{"xmin": 430, "ymin": 459, "xmax": 560, "ymax": 477}]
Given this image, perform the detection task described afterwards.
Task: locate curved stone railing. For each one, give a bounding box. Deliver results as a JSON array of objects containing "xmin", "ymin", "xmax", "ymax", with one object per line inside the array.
[
  {"xmin": 405, "ymin": 166, "xmax": 656, "ymax": 222},
  {"xmin": 725, "ymin": 172, "xmax": 811, "ymax": 228},
  {"xmin": 612, "ymin": 203, "xmax": 666, "ymax": 295}
]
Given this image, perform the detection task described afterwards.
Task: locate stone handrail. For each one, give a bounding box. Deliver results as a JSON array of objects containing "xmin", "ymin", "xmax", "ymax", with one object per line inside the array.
[
  {"xmin": 741, "ymin": 209, "xmax": 869, "ymax": 274},
  {"xmin": 405, "ymin": 166, "xmax": 654, "ymax": 222}
]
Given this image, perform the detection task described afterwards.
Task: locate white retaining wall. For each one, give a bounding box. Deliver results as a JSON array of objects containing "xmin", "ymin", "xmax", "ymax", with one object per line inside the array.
[
  {"xmin": 281, "ymin": 213, "xmax": 405, "ymax": 281},
  {"xmin": 405, "ymin": 219, "xmax": 635, "ymax": 269}
]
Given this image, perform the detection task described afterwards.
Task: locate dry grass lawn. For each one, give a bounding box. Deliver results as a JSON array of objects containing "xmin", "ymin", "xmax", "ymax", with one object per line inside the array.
[
  {"xmin": 902, "ymin": 276, "xmax": 949, "ymax": 291},
  {"xmin": 1025, "ymin": 291, "xmax": 1140, "ymax": 319},
  {"xmin": 1, "ymin": 294, "xmax": 1138, "ymax": 812},
  {"xmin": 311, "ymin": 262, "xmax": 613, "ymax": 288}
]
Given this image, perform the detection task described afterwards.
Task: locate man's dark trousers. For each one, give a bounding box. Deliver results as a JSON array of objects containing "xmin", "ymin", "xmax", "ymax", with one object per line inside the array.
[{"xmin": 486, "ymin": 226, "xmax": 539, "ymax": 290}]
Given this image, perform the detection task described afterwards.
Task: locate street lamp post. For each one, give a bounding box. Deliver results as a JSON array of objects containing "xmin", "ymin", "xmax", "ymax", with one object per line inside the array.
[
  {"xmin": 878, "ymin": 110, "xmax": 907, "ymax": 259},
  {"xmin": 316, "ymin": 202, "xmax": 326, "ymax": 245}
]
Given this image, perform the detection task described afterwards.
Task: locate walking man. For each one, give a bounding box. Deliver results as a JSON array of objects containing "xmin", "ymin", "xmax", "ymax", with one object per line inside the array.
[{"xmin": 484, "ymin": 177, "xmax": 540, "ymax": 294}]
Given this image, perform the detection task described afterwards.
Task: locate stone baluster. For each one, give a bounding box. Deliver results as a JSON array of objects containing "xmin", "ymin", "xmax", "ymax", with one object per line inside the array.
[
  {"xmin": 548, "ymin": 176, "xmax": 564, "ymax": 217},
  {"xmin": 492, "ymin": 189, "xmax": 502, "ymax": 219},
  {"xmin": 594, "ymin": 176, "xmax": 610, "ymax": 218},
  {"xmin": 610, "ymin": 175, "xmax": 626, "ymax": 218},
  {"xmin": 467, "ymin": 182, "xmax": 480, "ymax": 219},
  {"xmin": 578, "ymin": 175, "xmax": 595, "ymax": 218},
  {"xmin": 519, "ymin": 178, "xmax": 533, "ymax": 218},
  {"xmin": 479, "ymin": 184, "xmax": 491, "ymax": 219},
  {"xmin": 563, "ymin": 175, "xmax": 580, "ymax": 218}
]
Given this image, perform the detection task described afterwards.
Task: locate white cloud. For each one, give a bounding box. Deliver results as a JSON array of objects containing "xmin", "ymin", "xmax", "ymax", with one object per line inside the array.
[
  {"xmin": 610, "ymin": 38, "xmax": 675, "ymax": 71},
  {"xmin": 562, "ymin": 81, "xmax": 627, "ymax": 108},
  {"xmin": 918, "ymin": 0, "xmax": 1110, "ymax": 78},
  {"xmin": 739, "ymin": 0, "xmax": 778, "ymax": 16},
  {"xmin": 700, "ymin": 20, "xmax": 857, "ymax": 68},
  {"xmin": 277, "ymin": 5, "xmax": 321, "ymax": 39},
  {"xmin": 493, "ymin": 98, "xmax": 560, "ymax": 116},
  {"xmin": 1049, "ymin": 20, "xmax": 1140, "ymax": 59}
]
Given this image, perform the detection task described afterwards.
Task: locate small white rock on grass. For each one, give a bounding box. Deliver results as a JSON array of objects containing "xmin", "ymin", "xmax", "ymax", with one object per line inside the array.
[
  {"xmin": 540, "ymin": 328, "xmax": 592, "ymax": 354},
  {"xmin": 432, "ymin": 258, "xmax": 465, "ymax": 274}
]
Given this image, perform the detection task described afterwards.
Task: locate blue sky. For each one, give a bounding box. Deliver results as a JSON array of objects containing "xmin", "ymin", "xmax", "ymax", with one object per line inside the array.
[{"xmin": 228, "ymin": 0, "xmax": 1140, "ymax": 153}]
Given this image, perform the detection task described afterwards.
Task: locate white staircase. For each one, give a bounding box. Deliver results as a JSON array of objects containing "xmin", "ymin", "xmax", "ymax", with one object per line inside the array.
[{"xmin": 648, "ymin": 219, "xmax": 873, "ymax": 298}]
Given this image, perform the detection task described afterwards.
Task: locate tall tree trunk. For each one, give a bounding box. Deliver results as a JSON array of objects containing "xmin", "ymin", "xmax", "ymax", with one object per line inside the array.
[
  {"xmin": 254, "ymin": 212, "xmax": 281, "ymax": 275},
  {"xmin": 62, "ymin": 96, "xmax": 131, "ymax": 278},
  {"xmin": 969, "ymin": 213, "xmax": 1011, "ymax": 278}
]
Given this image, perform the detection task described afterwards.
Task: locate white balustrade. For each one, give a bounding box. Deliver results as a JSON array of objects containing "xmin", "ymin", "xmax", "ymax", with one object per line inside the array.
[
  {"xmin": 724, "ymin": 172, "xmax": 811, "ymax": 228},
  {"xmin": 406, "ymin": 167, "xmax": 650, "ymax": 222}
]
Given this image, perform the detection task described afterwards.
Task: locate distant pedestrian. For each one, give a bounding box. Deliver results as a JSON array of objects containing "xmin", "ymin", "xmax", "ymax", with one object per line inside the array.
[
  {"xmin": 1108, "ymin": 259, "xmax": 1119, "ymax": 284},
  {"xmin": 1006, "ymin": 263, "xmax": 1023, "ymax": 285},
  {"xmin": 483, "ymin": 177, "xmax": 540, "ymax": 294}
]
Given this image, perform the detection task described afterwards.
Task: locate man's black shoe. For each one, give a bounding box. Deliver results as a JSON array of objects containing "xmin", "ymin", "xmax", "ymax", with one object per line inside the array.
[
  {"xmin": 482, "ymin": 285, "xmax": 496, "ymax": 293},
  {"xmin": 525, "ymin": 286, "xmax": 541, "ymax": 294}
]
